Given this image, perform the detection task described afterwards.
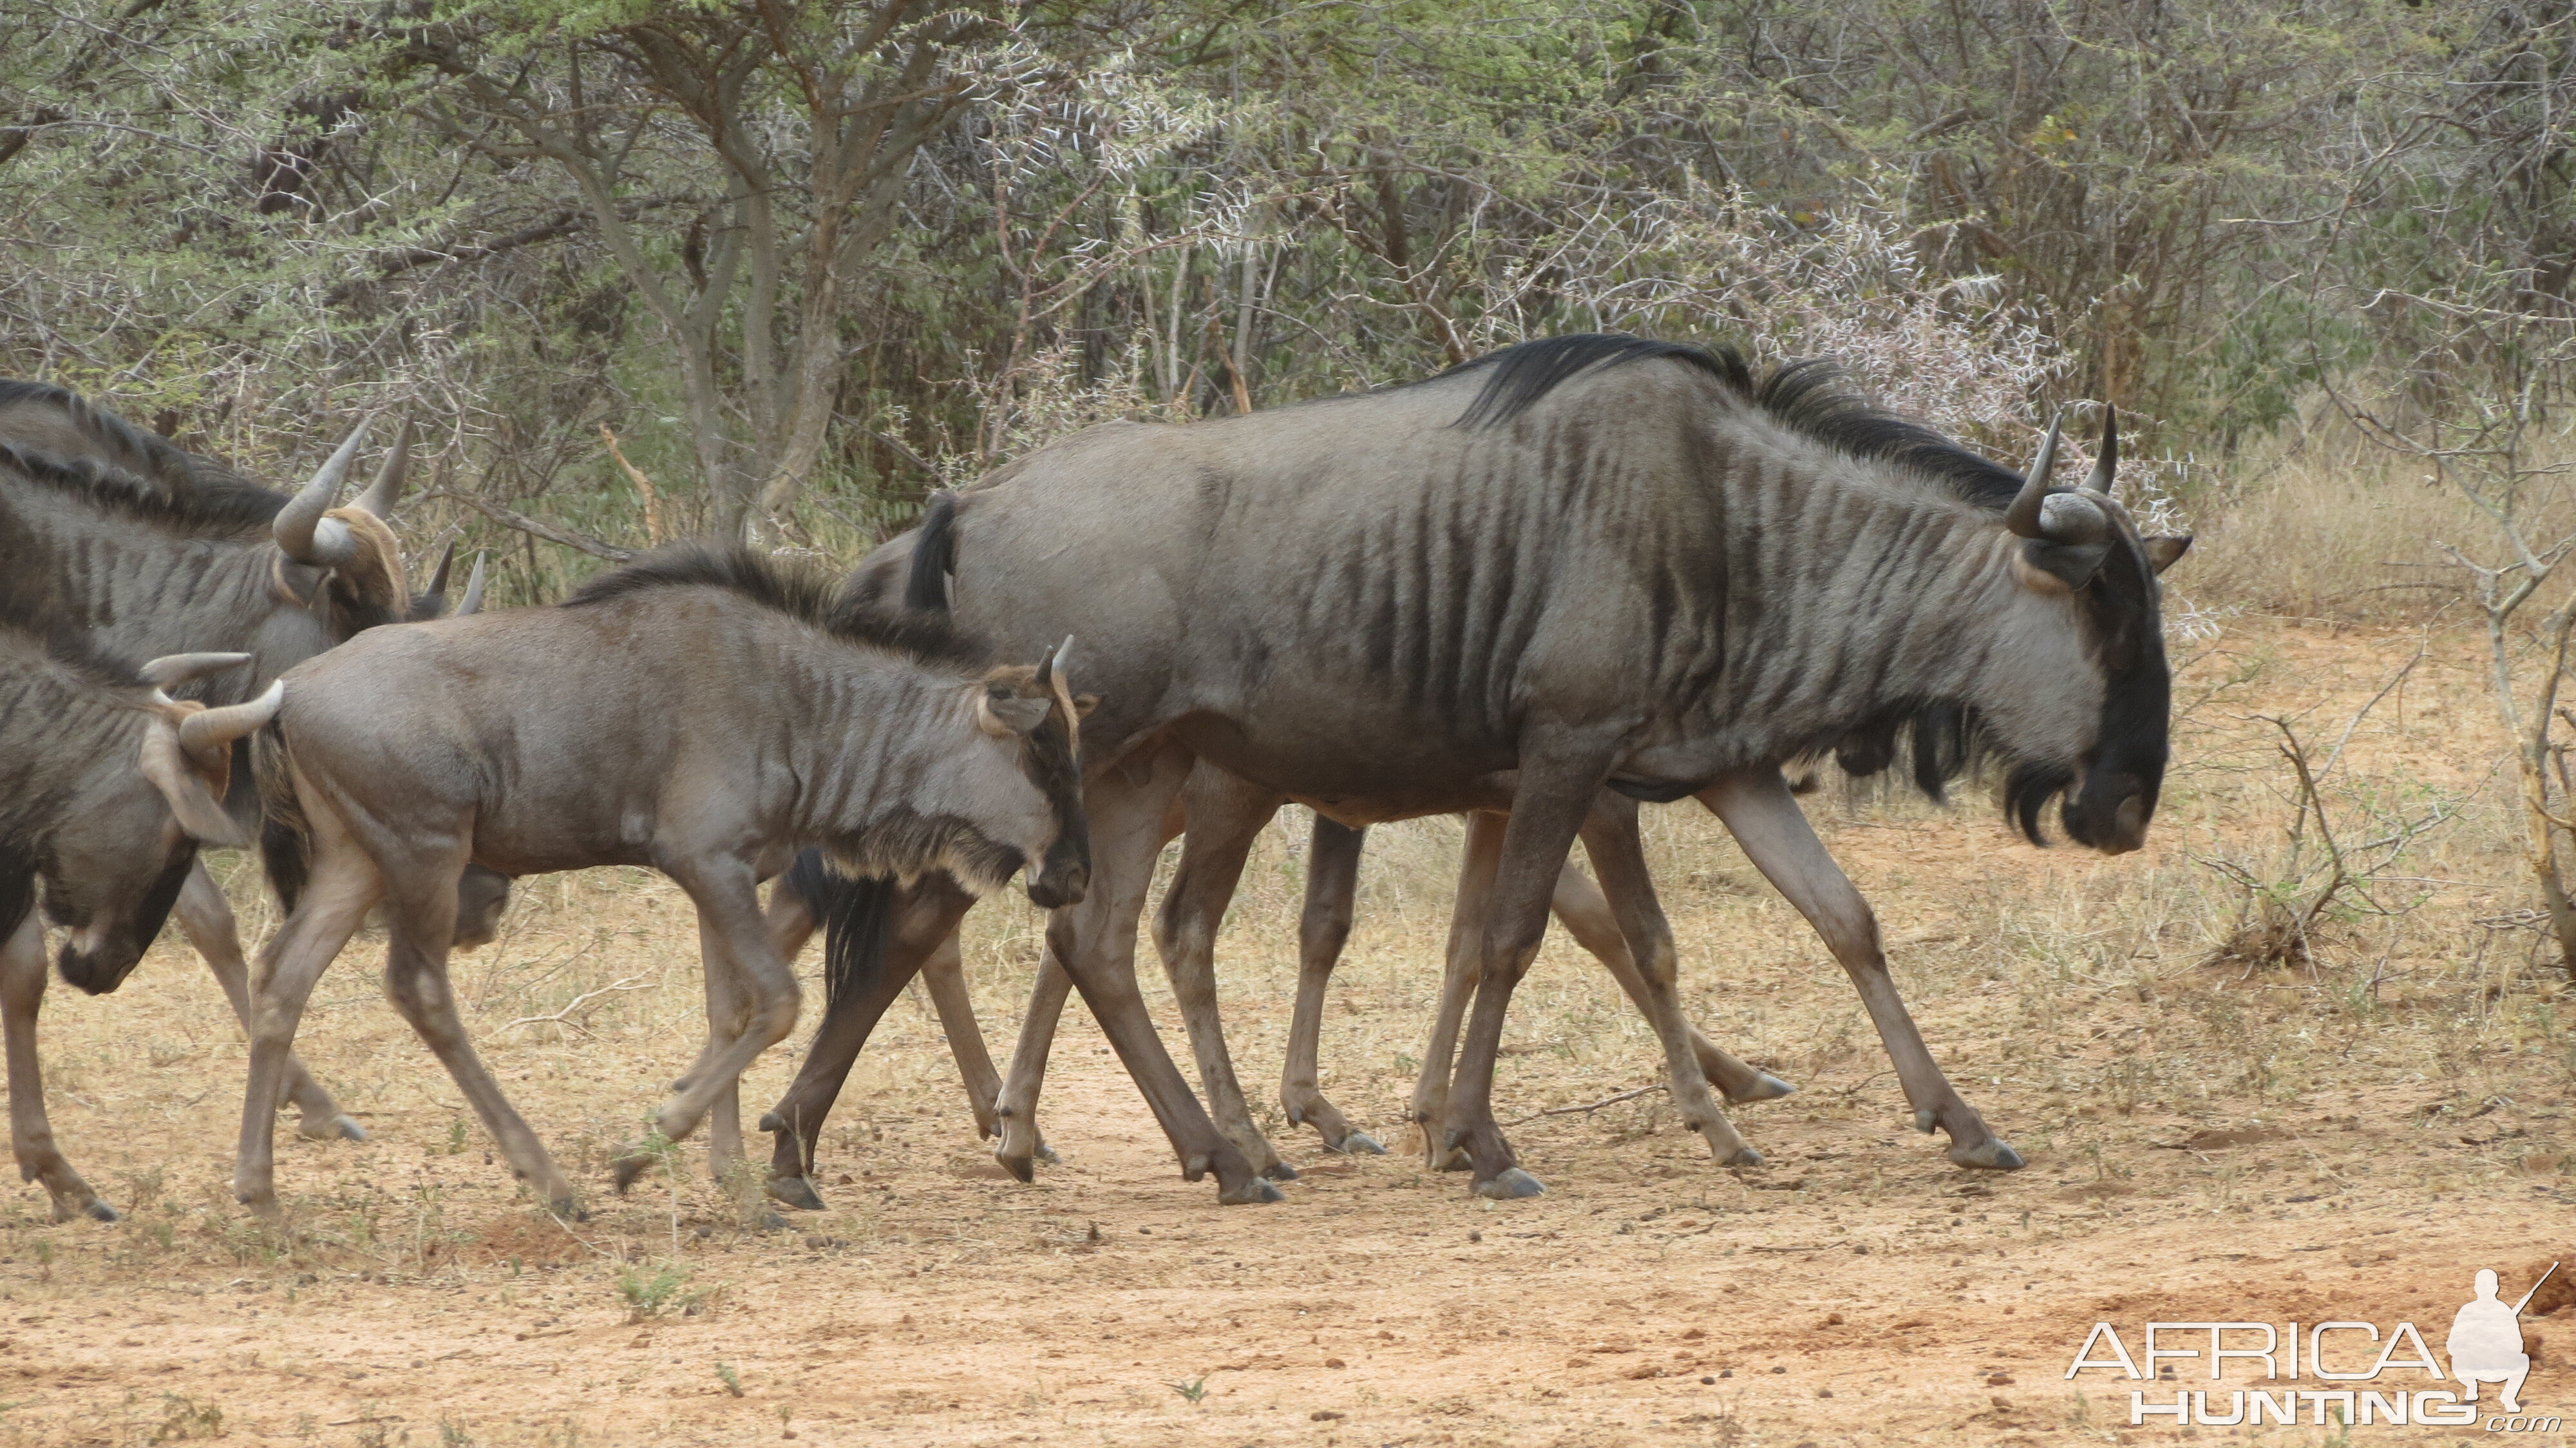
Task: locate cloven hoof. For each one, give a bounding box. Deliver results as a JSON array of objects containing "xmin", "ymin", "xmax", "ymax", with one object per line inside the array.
[
  {"xmin": 1730, "ymin": 1073, "xmax": 1798, "ymax": 1103},
  {"xmin": 76, "ymin": 1199, "xmax": 120, "ymax": 1224},
  {"xmin": 609, "ymin": 1153, "xmax": 655, "ymax": 1193},
  {"xmin": 1949, "ymin": 1138, "xmax": 2026, "ymax": 1171},
  {"xmin": 299, "ymin": 1113, "xmax": 367, "ymax": 1142},
  {"xmin": 1473, "ymin": 1167, "xmax": 1546, "ymax": 1200},
  {"xmin": 1334, "ymin": 1131, "xmax": 1388, "ymax": 1156},
  {"xmin": 1033, "ymin": 1142, "xmax": 1063, "ymax": 1167},
  {"xmin": 1722, "ymin": 1146, "xmax": 1765, "ymax": 1168},
  {"xmin": 994, "ymin": 1151, "xmax": 1037, "ymax": 1185},
  {"xmin": 767, "ymin": 1176, "xmax": 827, "ymax": 1212},
  {"xmin": 1218, "ymin": 1176, "xmax": 1286, "ymax": 1205},
  {"xmin": 1262, "ymin": 1160, "xmax": 1300, "ymax": 1183}
]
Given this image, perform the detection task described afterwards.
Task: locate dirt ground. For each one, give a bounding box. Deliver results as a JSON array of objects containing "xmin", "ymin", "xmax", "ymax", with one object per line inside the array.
[{"xmin": 5, "ymin": 618, "xmax": 2573, "ymax": 1447}]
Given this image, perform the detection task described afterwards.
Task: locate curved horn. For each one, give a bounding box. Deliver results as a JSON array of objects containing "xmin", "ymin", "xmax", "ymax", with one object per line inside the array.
[
  {"xmin": 1033, "ymin": 636, "xmax": 1062, "ymax": 691},
  {"xmin": 2005, "ymin": 412, "xmax": 2063, "ymax": 540},
  {"xmin": 176, "ymin": 678, "xmax": 284, "ymax": 756},
  {"xmin": 1053, "ymin": 634, "xmax": 1074, "ymax": 681},
  {"xmin": 137, "ymin": 652, "xmax": 252, "ymax": 688},
  {"xmin": 2087, "ymin": 404, "xmax": 2119, "ymax": 497},
  {"xmin": 455, "ymin": 552, "xmax": 489, "ymax": 617},
  {"xmin": 420, "ymin": 542, "xmax": 457, "ymax": 610},
  {"xmin": 354, "ymin": 422, "xmax": 408, "ymax": 518},
  {"xmin": 272, "ymin": 420, "xmax": 371, "ymax": 566}
]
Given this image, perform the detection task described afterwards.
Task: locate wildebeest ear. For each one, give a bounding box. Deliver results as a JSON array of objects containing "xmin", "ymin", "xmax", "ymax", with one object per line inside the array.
[
  {"xmin": 2014, "ymin": 538, "xmax": 2109, "ymax": 593},
  {"xmin": 974, "ymin": 685, "xmax": 1051, "ymax": 738},
  {"xmin": 1072, "ymin": 692, "xmax": 1101, "ymax": 719},
  {"xmin": 2143, "ymin": 534, "xmax": 2193, "ymax": 575}
]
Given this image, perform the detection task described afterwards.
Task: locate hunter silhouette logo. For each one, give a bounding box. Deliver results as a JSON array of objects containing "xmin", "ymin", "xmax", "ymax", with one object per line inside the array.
[
  {"xmin": 2450, "ymin": 1264, "xmax": 2555, "ymax": 1415},
  {"xmin": 2065, "ymin": 1260, "xmax": 2561, "ymax": 1429}
]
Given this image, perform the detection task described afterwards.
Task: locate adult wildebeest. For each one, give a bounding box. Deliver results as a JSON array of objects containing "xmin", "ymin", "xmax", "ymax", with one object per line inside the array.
[
  {"xmin": 765, "ymin": 334, "xmax": 2190, "ymax": 1203},
  {"xmin": 231, "ymin": 544, "xmax": 1093, "ymax": 1217},
  {"xmin": 1, "ymin": 599, "xmax": 285, "ymax": 1219},
  {"xmin": 0, "ymin": 390, "xmax": 482, "ymax": 1181}
]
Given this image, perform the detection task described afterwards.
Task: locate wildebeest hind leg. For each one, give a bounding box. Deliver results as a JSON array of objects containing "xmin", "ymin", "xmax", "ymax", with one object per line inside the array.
[
  {"xmin": 1441, "ymin": 748, "xmax": 1616, "ymax": 1199},
  {"xmin": 1698, "ymin": 768, "xmax": 2021, "ymax": 1171},
  {"xmin": 1151, "ymin": 768, "xmax": 1294, "ymax": 1181},
  {"xmin": 1410, "ymin": 812, "xmax": 1502, "ymax": 1171},
  {"xmin": 1012, "ymin": 744, "xmax": 1277, "ymax": 1204},
  {"xmin": 1280, "ymin": 816, "xmax": 1381, "ymax": 1155},
  {"xmin": 234, "ymin": 841, "xmax": 383, "ymax": 1218},
  {"xmin": 173, "ymin": 861, "xmax": 365, "ymax": 1142},
  {"xmin": 4, "ymin": 911, "xmax": 112, "ymax": 1221},
  {"xmin": 1545, "ymin": 860, "xmax": 1795, "ymax": 1105},
  {"xmin": 377, "ymin": 868, "xmax": 580, "ymax": 1213},
  {"xmin": 694, "ymin": 911, "xmax": 750, "ymax": 1185},
  {"xmin": 1577, "ymin": 799, "xmax": 1759, "ymax": 1168}
]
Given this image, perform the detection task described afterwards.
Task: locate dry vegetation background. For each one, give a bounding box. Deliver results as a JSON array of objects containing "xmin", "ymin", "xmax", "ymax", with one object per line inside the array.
[{"xmin": 5, "ymin": 442, "xmax": 2576, "ymax": 1447}]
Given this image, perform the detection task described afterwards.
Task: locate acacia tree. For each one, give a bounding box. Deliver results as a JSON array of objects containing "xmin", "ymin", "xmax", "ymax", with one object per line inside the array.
[{"xmin": 400, "ymin": 0, "xmax": 1003, "ymax": 538}]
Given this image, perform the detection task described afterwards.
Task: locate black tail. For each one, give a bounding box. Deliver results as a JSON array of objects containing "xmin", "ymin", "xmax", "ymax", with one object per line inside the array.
[
  {"xmin": 251, "ymin": 719, "xmax": 311, "ymax": 913},
  {"xmin": 785, "ymin": 852, "xmax": 898, "ymax": 1010},
  {"xmin": 905, "ymin": 490, "xmax": 958, "ymax": 611}
]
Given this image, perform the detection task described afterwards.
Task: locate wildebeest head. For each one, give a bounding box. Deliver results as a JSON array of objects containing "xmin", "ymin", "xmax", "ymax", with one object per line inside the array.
[
  {"xmin": 260, "ymin": 420, "xmax": 420, "ymax": 649},
  {"xmin": 965, "ymin": 638, "xmax": 1095, "ymax": 909},
  {"xmin": 47, "ymin": 658, "xmax": 285, "ymax": 993},
  {"xmin": 1988, "ymin": 408, "xmax": 2192, "ymax": 856}
]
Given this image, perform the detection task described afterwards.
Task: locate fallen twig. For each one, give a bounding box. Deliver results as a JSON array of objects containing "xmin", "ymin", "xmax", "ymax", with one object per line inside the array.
[
  {"xmin": 1506, "ymin": 1083, "xmax": 1663, "ymax": 1127},
  {"xmin": 488, "ymin": 975, "xmax": 652, "ymax": 1039}
]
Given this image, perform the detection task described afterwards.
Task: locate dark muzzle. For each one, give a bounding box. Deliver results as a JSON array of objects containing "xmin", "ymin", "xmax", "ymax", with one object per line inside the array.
[
  {"xmin": 1025, "ymin": 835, "xmax": 1090, "ymax": 910},
  {"xmin": 2061, "ymin": 770, "xmax": 2155, "ymax": 856}
]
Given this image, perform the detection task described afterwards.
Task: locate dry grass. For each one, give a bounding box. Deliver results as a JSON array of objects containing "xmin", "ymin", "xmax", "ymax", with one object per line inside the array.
[{"xmin": 3, "ymin": 608, "xmax": 2573, "ymax": 1445}]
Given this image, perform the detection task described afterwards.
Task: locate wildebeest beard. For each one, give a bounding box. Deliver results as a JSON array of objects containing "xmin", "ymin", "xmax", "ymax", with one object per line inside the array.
[{"xmin": 821, "ymin": 811, "xmax": 1025, "ymax": 897}]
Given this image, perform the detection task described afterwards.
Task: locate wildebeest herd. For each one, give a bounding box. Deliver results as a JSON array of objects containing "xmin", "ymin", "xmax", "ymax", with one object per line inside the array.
[{"xmin": 0, "ymin": 334, "xmax": 2190, "ymax": 1227}]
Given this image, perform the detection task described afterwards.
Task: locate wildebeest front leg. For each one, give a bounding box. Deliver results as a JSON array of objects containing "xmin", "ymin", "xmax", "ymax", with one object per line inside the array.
[
  {"xmin": 3, "ymin": 911, "xmax": 111, "ymax": 1221},
  {"xmin": 1441, "ymin": 750, "xmax": 1616, "ymax": 1199},
  {"xmin": 235, "ymin": 844, "xmax": 383, "ymax": 1219},
  {"xmin": 1410, "ymin": 812, "xmax": 1502, "ymax": 1170},
  {"xmin": 1544, "ymin": 861, "xmax": 1794, "ymax": 1105},
  {"xmin": 1150, "ymin": 768, "xmax": 1295, "ymax": 1181},
  {"xmin": 1280, "ymin": 816, "xmax": 1383, "ymax": 1155},
  {"xmin": 1576, "ymin": 799, "xmax": 1759, "ymax": 1167},
  {"xmin": 620, "ymin": 863, "xmax": 799, "ymax": 1181},
  {"xmin": 761, "ymin": 875, "xmax": 974, "ymax": 1208},
  {"xmin": 173, "ymin": 861, "xmax": 365, "ymax": 1143},
  {"xmin": 1697, "ymin": 768, "xmax": 2022, "ymax": 1170},
  {"xmin": 376, "ymin": 867, "xmax": 582, "ymax": 1213}
]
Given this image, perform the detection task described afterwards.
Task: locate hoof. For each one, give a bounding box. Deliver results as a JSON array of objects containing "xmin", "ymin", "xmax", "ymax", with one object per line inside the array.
[
  {"xmin": 1262, "ymin": 1160, "xmax": 1300, "ymax": 1183},
  {"xmin": 238, "ymin": 1196, "xmax": 282, "ymax": 1224},
  {"xmin": 1949, "ymin": 1138, "xmax": 2026, "ymax": 1172},
  {"xmin": 1912, "ymin": 1107, "xmax": 1938, "ymax": 1135},
  {"xmin": 299, "ymin": 1114, "xmax": 366, "ymax": 1142},
  {"xmin": 610, "ymin": 1154, "xmax": 654, "ymax": 1193},
  {"xmin": 75, "ymin": 1199, "xmax": 120, "ymax": 1224},
  {"xmin": 754, "ymin": 1210, "xmax": 789, "ymax": 1232},
  {"xmin": 1723, "ymin": 1146, "xmax": 1765, "ymax": 1168},
  {"xmin": 995, "ymin": 1151, "xmax": 1036, "ymax": 1185},
  {"xmin": 1218, "ymin": 1176, "xmax": 1285, "ymax": 1205},
  {"xmin": 1473, "ymin": 1167, "xmax": 1546, "ymax": 1200},
  {"xmin": 1730, "ymin": 1073, "xmax": 1797, "ymax": 1103},
  {"xmin": 1333, "ymin": 1131, "xmax": 1387, "ymax": 1156},
  {"xmin": 1034, "ymin": 1142, "xmax": 1063, "ymax": 1167},
  {"xmin": 549, "ymin": 1199, "xmax": 589, "ymax": 1222},
  {"xmin": 766, "ymin": 1176, "xmax": 827, "ymax": 1212}
]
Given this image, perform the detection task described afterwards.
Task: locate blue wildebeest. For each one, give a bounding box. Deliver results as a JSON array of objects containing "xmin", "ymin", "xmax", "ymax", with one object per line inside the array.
[
  {"xmin": 762, "ymin": 334, "xmax": 2190, "ymax": 1203},
  {"xmin": 1, "ymin": 596, "xmax": 286, "ymax": 1219},
  {"xmin": 0, "ymin": 389, "xmax": 487, "ymax": 1182},
  {"xmin": 231, "ymin": 544, "xmax": 1092, "ymax": 1217}
]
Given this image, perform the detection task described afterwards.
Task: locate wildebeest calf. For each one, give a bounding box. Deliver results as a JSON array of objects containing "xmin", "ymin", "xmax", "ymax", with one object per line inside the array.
[{"xmin": 234, "ymin": 543, "xmax": 1090, "ymax": 1217}]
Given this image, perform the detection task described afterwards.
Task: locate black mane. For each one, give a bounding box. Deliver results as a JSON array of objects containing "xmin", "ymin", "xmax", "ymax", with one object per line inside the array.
[
  {"xmin": 0, "ymin": 379, "xmax": 270, "ymax": 495},
  {"xmin": 1445, "ymin": 333, "xmax": 2025, "ymax": 513},
  {"xmin": 566, "ymin": 540, "xmax": 989, "ymax": 668},
  {"xmin": 0, "ymin": 435, "xmax": 288, "ymax": 534}
]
